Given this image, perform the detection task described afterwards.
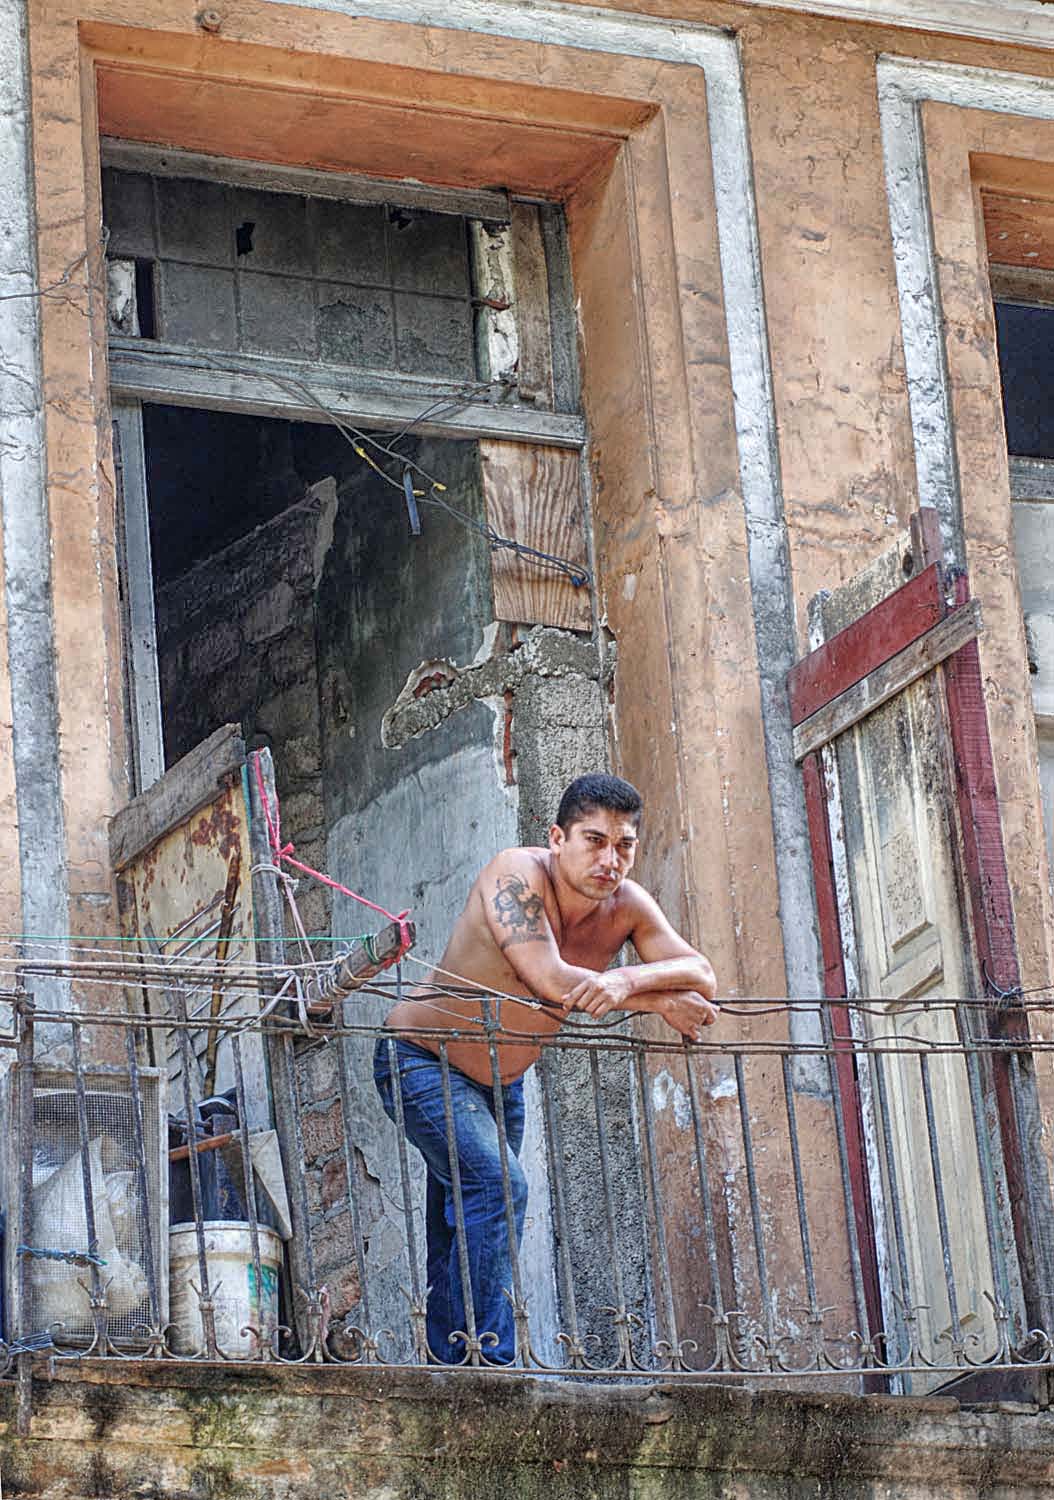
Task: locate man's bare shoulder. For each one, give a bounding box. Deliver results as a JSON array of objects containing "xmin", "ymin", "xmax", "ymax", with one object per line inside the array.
[
  {"xmin": 615, "ymin": 877, "xmax": 660, "ymax": 912},
  {"xmin": 473, "ymin": 846, "xmax": 552, "ymax": 889},
  {"xmin": 606, "ymin": 878, "xmax": 669, "ymax": 932}
]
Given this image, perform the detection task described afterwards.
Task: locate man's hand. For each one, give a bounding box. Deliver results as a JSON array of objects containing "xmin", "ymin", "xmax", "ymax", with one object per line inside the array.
[
  {"xmin": 562, "ymin": 970, "xmax": 634, "ymax": 1017},
  {"xmin": 564, "ymin": 974, "xmax": 720, "ymax": 1040},
  {"xmin": 656, "ymin": 990, "xmax": 720, "ymax": 1041}
]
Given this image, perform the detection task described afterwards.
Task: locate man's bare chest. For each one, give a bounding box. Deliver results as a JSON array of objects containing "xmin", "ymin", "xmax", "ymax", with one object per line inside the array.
[{"xmin": 547, "ymin": 904, "xmax": 632, "ymax": 971}]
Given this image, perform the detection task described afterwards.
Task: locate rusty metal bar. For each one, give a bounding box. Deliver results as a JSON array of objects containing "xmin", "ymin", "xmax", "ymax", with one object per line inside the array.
[
  {"xmin": 819, "ymin": 1003, "xmax": 872, "ymax": 1342},
  {"xmin": 124, "ymin": 1022, "xmax": 161, "ymax": 1333},
  {"xmin": 780, "ymin": 1054, "xmax": 821, "ymax": 1329},
  {"xmin": 2, "ymin": 994, "xmax": 1054, "ymax": 1386},
  {"xmin": 482, "ymin": 998, "xmax": 527, "ymax": 1366},
  {"xmin": 632, "ymin": 1046, "xmax": 681, "ymax": 1364},
  {"xmin": 69, "ymin": 1019, "xmax": 108, "ymax": 1351},
  {"xmin": 174, "ymin": 1008, "xmax": 217, "ymax": 1358},
  {"xmin": 335, "ymin": 1022, "xmax": 373, "ymax": 1339},
  {"xmin": 438, "ymin": 1041, "xmax": 478, "ymax": 1363},
  {"xmin": 538, "ymin": 1047, "xmax": 581, "ymax": 1361},
  {"xmin": 15, "ymin": 994, "xmax": 34, "ymax": 1434},
  {"xmin": 589, "ymin": 1050, "xmax": 633, "ymax": 1369},
  {"xmin": 230, "ymin": 1031, "xmax": 267, "ymax": 1359},
  {"xmin": 733, "ymin": 1053, "xmax": 775, "ymax": 1369},
  {"xmin": 683, "ymin": 1052, "xmax": 726, "ymax": 1325},
  {"xmin": 869, "ymin": 1047, "xmax": 914, "ymax": 1369},
  {"xmin": 386, "ymin": 1036, "xmax": 426, "ymax": 1362}
]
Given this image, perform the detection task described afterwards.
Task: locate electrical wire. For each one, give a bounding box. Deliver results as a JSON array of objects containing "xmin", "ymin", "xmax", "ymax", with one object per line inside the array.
[{"xmin": 190, "ymin": 353, "xmax": 591, "ymax": 588}]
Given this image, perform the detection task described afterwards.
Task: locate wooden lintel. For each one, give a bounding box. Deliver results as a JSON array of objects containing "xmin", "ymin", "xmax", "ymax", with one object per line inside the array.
[
  {"xmin": 792, "ymin": 601, "xmax": 982, "ymax": 761},
  {"xmin": 109, "ymin": 343, "xmax": 586, "ymax": 449},
  {"xmin": 110, "ymin": 723, "xmax": 245, "ymax": 870}
]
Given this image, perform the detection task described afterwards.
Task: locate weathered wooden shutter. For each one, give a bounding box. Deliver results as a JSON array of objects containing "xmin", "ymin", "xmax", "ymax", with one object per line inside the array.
[{"xmin": 789, "ymin": 510, "xmax": 1046, "ymax": 1389}]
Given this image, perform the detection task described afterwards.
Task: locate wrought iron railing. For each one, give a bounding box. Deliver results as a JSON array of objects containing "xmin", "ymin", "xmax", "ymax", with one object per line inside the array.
[{"xmin": 0, "ymin": 961, "xmax": 1052, "ymax": 1431}]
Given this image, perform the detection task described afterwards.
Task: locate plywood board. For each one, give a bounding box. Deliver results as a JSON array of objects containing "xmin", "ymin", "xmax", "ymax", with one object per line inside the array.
[{"xmin": 479, "ymin": 440, "xmax": 591, "ymax": 630}]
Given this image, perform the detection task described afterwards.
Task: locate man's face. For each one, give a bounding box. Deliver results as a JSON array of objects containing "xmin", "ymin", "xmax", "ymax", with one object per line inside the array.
[{"xmin": 549, "ymin": 808, "xmax": 639, "ymax": 900}]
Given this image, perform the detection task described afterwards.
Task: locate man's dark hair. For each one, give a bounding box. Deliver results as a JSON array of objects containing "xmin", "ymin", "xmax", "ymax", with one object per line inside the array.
[{"xmin": 556, "ymin": 774, "xmax": 643, "ymax": 831}]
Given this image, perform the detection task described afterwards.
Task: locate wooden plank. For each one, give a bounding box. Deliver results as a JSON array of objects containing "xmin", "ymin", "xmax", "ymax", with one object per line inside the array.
[
  {"xmin": 248, "ymin": 748, "xmax": 314, "ymax": 1351},
  {"xmin": 538, "ymin": 202, "xmax": 580, "ymax": 415},
  {"xmin": 793, "ymin": 601, "xmax": 982, "ymax": 760},
  {"xmin": 983, "ymin": 191, "xmax": 1054, "ymax": 272},
  {"xmin": 479, "ymin": 440, "xmax": 591, "ymax": 630},
  {"xmin": 789, "ymin": 562, "xmax": 945, "ymax": 725},
  {"xmin": 109, "ymin": 342, "xmax": 587, "ymax": 449},
  {"xmin": 304, "ymin": 919, "xmax": 415, "ymax": 1014},
  {"xmin": 511, "ymin": 202, "xmax": 554, "ymax": 408},
  {"xmin": 802, "ymin": 750, "xmax": 885, "ymax": 1350},
  {"xmin": 942, "ymin": 578, "xmax": 1020, "ymax": 999},
  {"xmin": 989, "ymin": 263, "xmax": 1054, "ymax": 309},
  {"xmin": 941, "ymin": 575, "xmax": 1054, "ymax": 1333},
  {"xmin": 910, "ymin": 505, "xmax": 943, "ymax": 571},
  {"xmin": 112, "ymin": 399, "xmax": 164, "ymax": 792},
  {"xmin": 110, "ymin": 723, "xmax": 245, "ymax": 870}
]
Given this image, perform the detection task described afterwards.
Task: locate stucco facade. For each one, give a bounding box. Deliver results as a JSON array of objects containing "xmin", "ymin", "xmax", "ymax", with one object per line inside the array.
[{"xmin": 4, "ymin": 0, "xmax": 1054, "ymax": 1485}]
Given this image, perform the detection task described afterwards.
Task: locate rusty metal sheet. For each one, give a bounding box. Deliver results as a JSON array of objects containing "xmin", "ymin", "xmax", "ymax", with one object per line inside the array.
[{"xmin": 117, "ymin": 771, "xmax": 266, "ymax": 1112}]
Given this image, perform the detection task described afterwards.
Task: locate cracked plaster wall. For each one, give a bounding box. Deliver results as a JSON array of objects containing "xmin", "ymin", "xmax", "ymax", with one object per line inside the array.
[{"xmin": 24, "ymin": 0, "xmax": 1054, "ymax": 1402}]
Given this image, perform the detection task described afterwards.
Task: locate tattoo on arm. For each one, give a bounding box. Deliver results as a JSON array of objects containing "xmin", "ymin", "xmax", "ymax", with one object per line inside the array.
[{"xmin": 492, "ymin": 874, "xmax": 547, "ymax": 951}]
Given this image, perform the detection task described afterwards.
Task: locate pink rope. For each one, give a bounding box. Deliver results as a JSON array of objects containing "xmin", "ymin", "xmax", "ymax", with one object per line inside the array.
[{"xmin": 251, "ymin": 752, "xmax": 412, "ymax": 962}]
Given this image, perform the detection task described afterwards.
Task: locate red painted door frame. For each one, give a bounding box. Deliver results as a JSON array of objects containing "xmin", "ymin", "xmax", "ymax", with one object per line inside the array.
[{"xmin": 788, "ymin": 508, "xmax": 1031, "ymax": 1348}]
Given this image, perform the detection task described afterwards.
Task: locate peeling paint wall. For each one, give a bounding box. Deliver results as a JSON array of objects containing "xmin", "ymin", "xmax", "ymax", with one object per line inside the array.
[{"xmin": 15, "ymin": 0, "xmax": 1054, "ymax": 1406}]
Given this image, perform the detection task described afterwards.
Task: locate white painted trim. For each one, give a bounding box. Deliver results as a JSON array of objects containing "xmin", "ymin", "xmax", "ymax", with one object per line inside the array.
[
  {"xmin": 0, "ymin": 0, "xmax": 70, "ymax": 1006},
  {"xmin": 727, "ymin": 0, "xmax": 1054, "ymax": 52},
  {"xmin": 251, "ymin": 0, "xmax": 821, "ymax": 999},
  {"xmin": 878, "ymin": 53, "xmax": 1054, "ymax": 561}
]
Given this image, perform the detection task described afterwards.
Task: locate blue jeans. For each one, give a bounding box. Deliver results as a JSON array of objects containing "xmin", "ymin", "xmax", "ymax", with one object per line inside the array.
[{"xmin": 373, "ymin": 1038, "xmax": 526, "ymax": 1364}]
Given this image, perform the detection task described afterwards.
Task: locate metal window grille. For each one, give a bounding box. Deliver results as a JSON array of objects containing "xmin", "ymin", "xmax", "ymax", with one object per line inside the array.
[{"xmin": 2, "ymin": 1066, "xmax": 167, "ymax": 1348}]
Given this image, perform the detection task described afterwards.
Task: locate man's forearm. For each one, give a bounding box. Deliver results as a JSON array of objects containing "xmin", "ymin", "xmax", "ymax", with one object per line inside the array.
[
  {"xmin": 614, "ymin": 956, "xmax": 716, "ymax": 1002},
  {"xmin": 530, "ymin": 959, "xmax": 600, "ymax": 1007}
]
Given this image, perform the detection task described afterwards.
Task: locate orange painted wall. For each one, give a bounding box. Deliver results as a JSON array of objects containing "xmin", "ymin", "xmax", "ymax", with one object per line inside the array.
[{"xmin": 16, "ymin": 0, "xmax": 1054, "ymax": 1353}]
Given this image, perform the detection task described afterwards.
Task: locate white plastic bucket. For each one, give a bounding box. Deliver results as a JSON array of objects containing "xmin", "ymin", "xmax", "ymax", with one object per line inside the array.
[{"xmin": 169, "ymin": 1222, "xmax": 282, "ymax": 1359}]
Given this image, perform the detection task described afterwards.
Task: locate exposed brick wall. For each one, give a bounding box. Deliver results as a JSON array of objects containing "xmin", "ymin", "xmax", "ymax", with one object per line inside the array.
[{"xmin": 155, "ymin": 486, "xmax": 331, "ymax": 939}]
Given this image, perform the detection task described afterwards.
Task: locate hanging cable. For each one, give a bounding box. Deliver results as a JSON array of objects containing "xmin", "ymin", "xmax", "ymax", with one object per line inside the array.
[{"xmin": 191, "ymin": 353, "xmax": 592, "ymax": 588}]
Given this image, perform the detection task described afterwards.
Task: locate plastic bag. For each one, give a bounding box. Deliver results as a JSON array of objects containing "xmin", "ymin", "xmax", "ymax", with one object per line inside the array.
[{"xmin": 30, "ymin": 1138, "xmax": 147, "ymax": 1334}]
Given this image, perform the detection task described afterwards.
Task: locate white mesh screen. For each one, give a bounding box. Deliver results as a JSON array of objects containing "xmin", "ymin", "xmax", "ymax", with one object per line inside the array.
[{"xmin": 24, "ymin": 1069, "xmax": 163, "ymax": 1346}]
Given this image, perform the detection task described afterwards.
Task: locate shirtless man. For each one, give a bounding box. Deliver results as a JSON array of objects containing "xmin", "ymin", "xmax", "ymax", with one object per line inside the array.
[{"xmin": 373, "ymin": 772, "xmax": 718, "ymax": 1366}]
